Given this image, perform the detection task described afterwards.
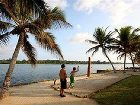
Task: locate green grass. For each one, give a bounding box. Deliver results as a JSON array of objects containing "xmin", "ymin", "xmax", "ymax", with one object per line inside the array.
[{"xmin": 92, "ymin": 75, "xmax": 140, "ymax": 105}]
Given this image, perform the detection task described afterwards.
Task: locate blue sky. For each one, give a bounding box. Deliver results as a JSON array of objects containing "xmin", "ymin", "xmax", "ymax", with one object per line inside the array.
[{"xmin": 1, "ymin": 0, "xmax": 140, "ymax": 62}]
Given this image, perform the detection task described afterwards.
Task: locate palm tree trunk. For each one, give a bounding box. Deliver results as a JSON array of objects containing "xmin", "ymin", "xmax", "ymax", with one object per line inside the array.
[
  {"xmin": 0, "ymin": 34, "xmax": 24, "ymax": 99},
  {"xmin": 104, "ymin": 52, "xmax": 116, "ymax": 73},
  {"xmin": 124, "ymin": 53, "xmax": 126, "ymax": 73},
  {"xmin": 130, "ymin": 53, "xmax": 135, "ymax": 72}
]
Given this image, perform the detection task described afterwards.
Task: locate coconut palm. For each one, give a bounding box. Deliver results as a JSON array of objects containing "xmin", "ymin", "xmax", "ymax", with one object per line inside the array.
[
  {"xmin": 129, "ymin": 33, "xmax": 140, "ymax": 71},
  {"xmin": 135, "ymin": 51, "xmax": 140, "ymax": 64},
  {"xmin": 134, "ymin": 36, "xmax": 140, "ymax": 64},
  {"xmin": 115, "ymin": 26, "xmax": 140, "ymax": 72},
  {"xmin": 86, "ymin": 27, "xmax": 116, "ymax": 73},
  {"xmin": 0, "ymin": 0, "xmax": 71, "ymax": 98}
]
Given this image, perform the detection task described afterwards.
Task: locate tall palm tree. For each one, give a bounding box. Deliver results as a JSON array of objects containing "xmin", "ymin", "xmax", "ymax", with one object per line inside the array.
[
  {"xmin": 86, "ymin": 27, "xmax": 116, "ymax": 73},
  {"xmin": 0, "ymin": 0, "xmax": 71, "ymax": 98},
  {"xmin": 134, "ymin": 36, "xmax": 140, "ymax": 64},
  {"xmin": 135, "ymin": 51, "xmax": 140, "ymax": 64},
  {"xmin": 128, "ymin": 33, "xmax": 140, "ymax": 71},
  {"xmin": 115, "ymin": 26, "xmax": 140, "ymax": 72}
]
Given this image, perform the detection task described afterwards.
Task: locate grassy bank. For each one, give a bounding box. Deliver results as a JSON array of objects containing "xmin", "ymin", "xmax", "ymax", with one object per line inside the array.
[{"xmin": 91, "ymin": 75, "xmax": 140, "ymax": 105}]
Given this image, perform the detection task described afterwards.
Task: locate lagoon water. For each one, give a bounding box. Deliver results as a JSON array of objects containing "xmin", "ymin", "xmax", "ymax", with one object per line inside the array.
[{"xmin": 0, "ymin": 64, "xmax": 135, "ymax": 87}]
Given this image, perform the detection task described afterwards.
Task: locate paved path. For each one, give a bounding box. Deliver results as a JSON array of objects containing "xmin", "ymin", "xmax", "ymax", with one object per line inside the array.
[
  {"xmin": 53, "ymin": 72, "xmax": 131, "ymax": 98},
  {"xmin": 0, "ymin": 78, "xmax": 98, "ymax": 105},
  {"xmin": 1, "ymin": 71, "xmax": 139, "ymax": 105}
]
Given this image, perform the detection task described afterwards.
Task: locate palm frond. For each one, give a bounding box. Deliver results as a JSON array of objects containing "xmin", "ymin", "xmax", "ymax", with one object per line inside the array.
[
  {"xmin": 22, "ymin": 37, "xmax": 37, "ymax": 66},
  {"xmin": 117, "ymin": 53, "xmax": 125, "ymax": 60},
  {"xmin": 0, "ymin": 21, "xmax": 14, "ymax": 32},
  {"xmin": 23, "ymin": 23, "xmax": 41, "ymax": 35},
  {"xmin": 105, "ymin": 45, "xmax": 119, "ymax": 52},
  {"xmin": 48, "ymin": 7, "xmax": 72, "ymax": 29},
  {"xmin": 13, "ymin": 0, "xmax": 47, "ymax": 20},
  {"xmin": 0, "ymin": 0, "xmax": 49, "ymax": 23},
  {"xmin": 105, "ymin": 26, "xmax": 109, "ymax": 32},
  {"xmin": 32, "ymin": 0, "xmax": 48, "ymax": 15},
  {"xmin": 32, "ymin": 7, "xmax": 72, "ymax": 30},
  {"xmin": 9, "ymin": 22, "xmax": 41, "ymax": 35},
  {"xmin": 15, "ymin": 0, "xmax": 48, "ymax": 17},
  {"xmin": 91, "ymin": 46, "xmax": 100, "ymax": 56},
  {"xmin": 85, "ymin": 39, "xmax": 98, "ymax": 44},
  {"xmin": 34, "ymin": 32, "xmax": 63, "ymax": 59},
  {"xmin": 86, "ymin": 45, "xmax": 100, "ymax": 55},
  {"xmin": 115, "ymin": 28, "xmax": 119, "ymax": 35},
  {"xmin": 0, "ymin": 32, "xmax": 10, "ymax": 45},
  {"xmin": 0, "ymin": 3, "xmax": 12, "ymax": 20},
  {"xmin": 93, "ymin": 27, "xmax": 105, "ymax": 44},
  {"xmin": 132, "ymin": 28, "xmax": 140, "ymax": 35}
]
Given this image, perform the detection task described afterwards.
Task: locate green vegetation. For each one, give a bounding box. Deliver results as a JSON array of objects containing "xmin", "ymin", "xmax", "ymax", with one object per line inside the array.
[
  {"xmin": 0, "ymin": 59, "xmax": 122, "ymax": 64},
  {"xmin": 115, "ymin": 26, "xmax": 140, "ymax": 72},
  {"xmin": 86, "ymin": 26, "xmax": 140, "ymax": 73},
  {"xmin": 92, "ymin": 75, "xmax": 140, "ymax": 105}
]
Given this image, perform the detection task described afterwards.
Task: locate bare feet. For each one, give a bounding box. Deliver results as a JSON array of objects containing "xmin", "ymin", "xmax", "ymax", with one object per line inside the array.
[{"xmin": 60, "ymin": 94, "xmax": 66, "ymax": 97}]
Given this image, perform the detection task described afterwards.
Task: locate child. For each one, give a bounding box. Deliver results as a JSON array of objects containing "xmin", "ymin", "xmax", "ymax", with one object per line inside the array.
[
  {"xmin": 59, "ymin": 64, "xmax": 67, "ymax": 97},
  {"xmin": 69, "ymin": 66, "xmax": 79, "ymax": 88}
]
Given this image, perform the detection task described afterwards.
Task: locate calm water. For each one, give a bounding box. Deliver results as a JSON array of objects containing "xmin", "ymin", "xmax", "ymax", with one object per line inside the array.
[{"xmin": 0, "ymin": 64, "xmax": 136, "ymax": 87}]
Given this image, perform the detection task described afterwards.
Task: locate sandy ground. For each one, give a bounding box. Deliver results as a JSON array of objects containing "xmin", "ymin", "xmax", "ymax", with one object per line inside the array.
[{"xmin": 0, "ymin": 71, "xmax": 139, "ymax": 105}]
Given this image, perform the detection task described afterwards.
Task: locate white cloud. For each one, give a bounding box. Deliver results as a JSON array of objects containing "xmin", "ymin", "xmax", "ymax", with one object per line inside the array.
[
  {"xmin": 70, "ymin": 32, "xmax": 92, "ymax": 43},
  {"xmin": 100, "ymin": 0, "xmax": 140, "ymax": 25},
  {"xmin": 76, "ymin": 24, "xmax": 81, "ymax": 29},
  {"xmin": 74, "ymin": 0, "xmax": 101, "ymax": 14},
  {"xmin": 74, "ymin": 0, "xmax": 140, "ymax": 25},
  {"xmin": 44, "ymin": 0, "xmax": 68, "ymax": 10}
]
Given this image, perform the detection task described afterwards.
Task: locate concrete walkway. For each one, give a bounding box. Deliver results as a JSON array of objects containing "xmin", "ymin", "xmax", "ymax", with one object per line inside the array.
[
  {"xmin": 53, "ymin": 71, "xmax": 131, "ymax": 98},
  {"xmin": 0, "ymin": 71, "xmax": 139, "ymax": 105},
  {"xmin": 0, "ymin": 81, "xmax": 98, "ymax": 105}
]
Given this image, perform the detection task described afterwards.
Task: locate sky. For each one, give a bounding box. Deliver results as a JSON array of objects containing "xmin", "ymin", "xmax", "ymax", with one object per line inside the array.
[{"xmin": 1, "ymin": 0, "xmax": 140, "ymax": 62}]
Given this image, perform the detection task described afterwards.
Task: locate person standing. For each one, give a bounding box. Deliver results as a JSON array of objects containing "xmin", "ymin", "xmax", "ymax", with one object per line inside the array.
[
  {"xmin": 69, "ymin": 66, "xmax": 79, "ymax": 88},
  {"xmin": 59, "ymin": 64, "xmax": 67, "ymax": 97}
]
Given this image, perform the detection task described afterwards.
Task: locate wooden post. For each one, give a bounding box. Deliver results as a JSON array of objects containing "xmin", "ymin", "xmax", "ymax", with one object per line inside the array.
[{"xmin": 87, "ymin": 57, "xmax": 91, "ymax": 77}]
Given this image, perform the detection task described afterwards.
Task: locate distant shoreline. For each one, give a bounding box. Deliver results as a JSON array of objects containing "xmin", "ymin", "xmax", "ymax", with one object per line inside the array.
[{"xmin": 0, "ymin": 59, "xmax": 126, "ymax": 64}]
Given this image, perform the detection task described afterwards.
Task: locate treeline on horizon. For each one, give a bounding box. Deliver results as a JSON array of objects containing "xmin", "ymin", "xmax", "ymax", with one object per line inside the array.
[{"xmin": 0, "ymin": 59, "xmax": 123, "ymax": 64}]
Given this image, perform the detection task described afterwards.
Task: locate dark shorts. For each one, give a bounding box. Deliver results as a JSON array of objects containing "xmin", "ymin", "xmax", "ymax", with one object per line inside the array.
[{"xmin": 60, "ymin": 79, "xmax": 67, "ymax": 89}]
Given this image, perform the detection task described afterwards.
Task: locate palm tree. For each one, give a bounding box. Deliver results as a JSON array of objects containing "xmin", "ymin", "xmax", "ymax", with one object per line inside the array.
[
  {"xmin": 115, "ymin": 26, "xmax": 140, "ymax": 72},
  {"xmin": 135, "ymin": 50, "xmax": 140, "ymax": 64},
  {"xmin": 134, "ymin": 36, "xmax": 140, "ymax": 64},
  {"xmin": 129, "ymin": 33, "xmax": 140, "ymax": 71},
  {"xmin": 86, "ymin": 27, "xmax": 116, "ymax": 73},
  {"xmin": 0, "ymin": 0, "xmax": 71, "ymax": 98}
]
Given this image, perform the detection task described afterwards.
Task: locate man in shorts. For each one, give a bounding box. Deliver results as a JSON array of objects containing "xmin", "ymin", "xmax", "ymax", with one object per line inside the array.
[{"xmin": 59, "ymin": 64, "xmax": 67, "ymax": 97}]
